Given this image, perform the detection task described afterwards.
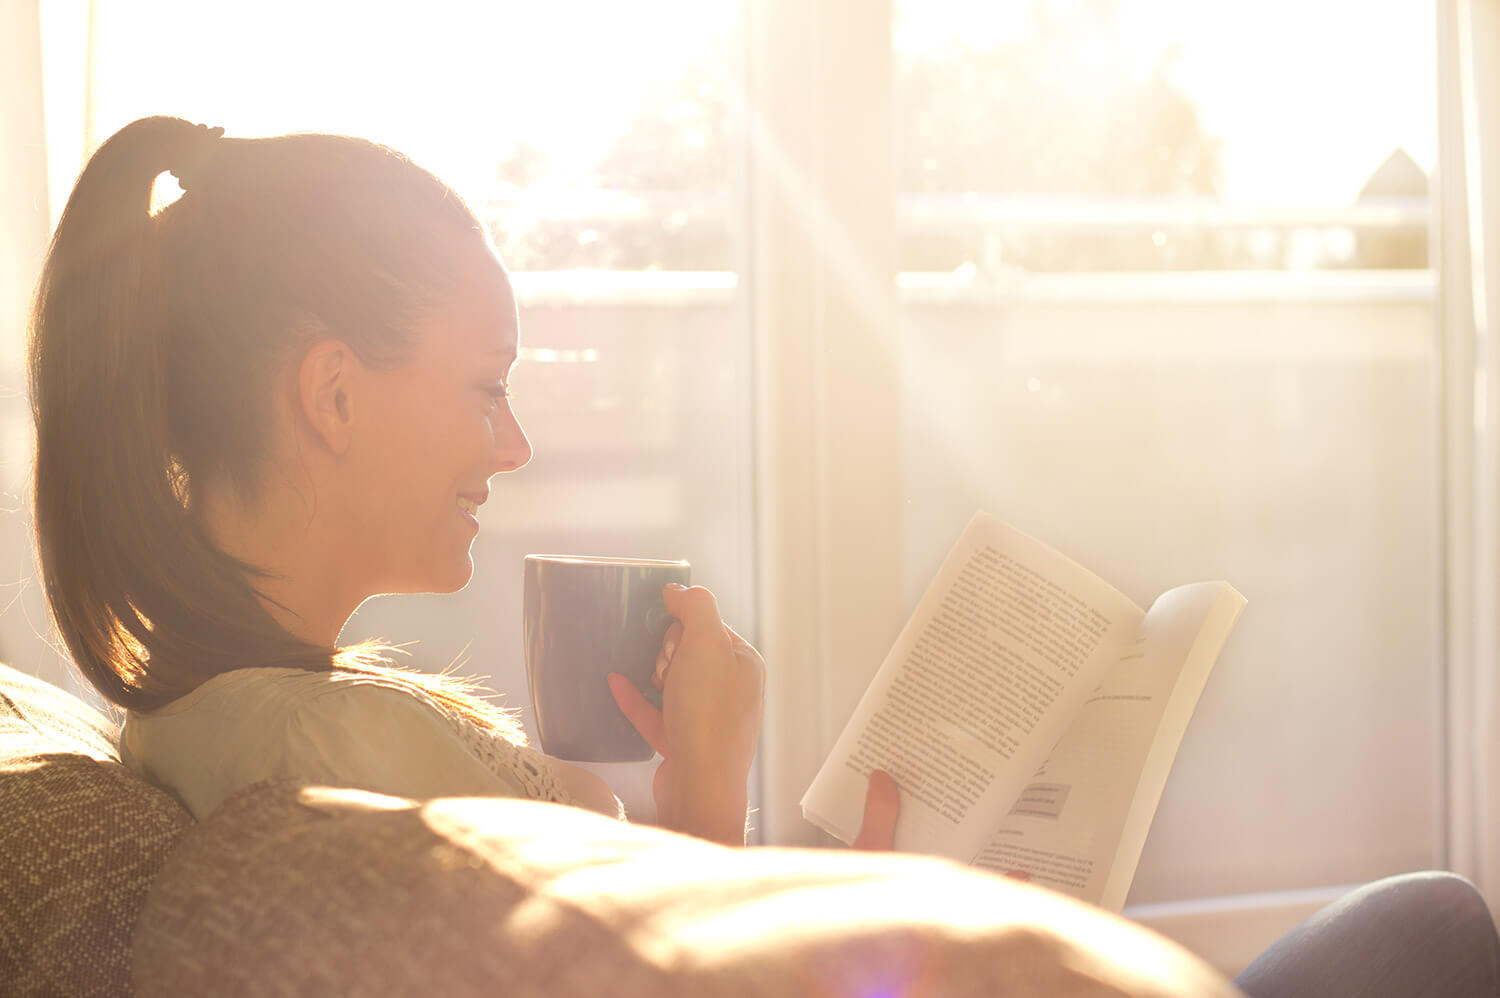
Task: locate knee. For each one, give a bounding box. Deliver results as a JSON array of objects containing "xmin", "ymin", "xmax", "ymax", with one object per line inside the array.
[
  {"xmin": 1377, "ymin": 871, "xmax": 1489, "ymax": 920},
  {"xmin": 1236, "ymin": 873, "xmax": 1499, "ymax": 998},
  {"xmin": 1347, "ymin": 871, "xmax": 1497, "ymax": 948}
]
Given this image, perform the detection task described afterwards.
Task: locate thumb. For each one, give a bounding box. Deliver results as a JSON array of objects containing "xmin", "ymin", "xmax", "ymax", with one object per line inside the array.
[
  {"xmin": 852, "ymin": 769, "xmax": 900, "ymax": 851},
  {"xmin": 661, "ymin": 583, "xmax": 722, "ymax": 634}
]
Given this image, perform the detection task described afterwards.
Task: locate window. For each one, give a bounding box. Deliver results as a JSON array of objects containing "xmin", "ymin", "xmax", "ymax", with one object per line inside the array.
[
  {"xmin": 33, "ymin": 0, "xmax": 754, "ymax": 816},
  {"xmin": 891, "ymin": 0, "xmax": 1441, "ymax": 964}
]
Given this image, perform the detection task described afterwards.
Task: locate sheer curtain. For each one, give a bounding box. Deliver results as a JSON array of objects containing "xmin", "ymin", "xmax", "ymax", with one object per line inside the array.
[
  {"xmin": 1441, "ymin": 0, "xmax": 1500, "ymax": 905},
  {"xmin": 0, "ymin": 1, "xmax": 46, "ymax": 374},
  {"xmin": 0, "ymin": 0, "xmax": 76, "ymax": 697}
]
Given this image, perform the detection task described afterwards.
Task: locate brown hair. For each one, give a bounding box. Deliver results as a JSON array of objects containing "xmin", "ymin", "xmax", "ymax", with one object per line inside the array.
[{"xmin": 29, "ymin": 115, "xmax": 521, "ymax": 737}]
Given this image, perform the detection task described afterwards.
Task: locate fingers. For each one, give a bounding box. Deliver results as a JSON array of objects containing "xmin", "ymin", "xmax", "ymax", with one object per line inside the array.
[
  {"xmin": 652, "ymin": 621, "xmax": 684, "ymax": 691},
  {"xmin": 607, "ymin": 673, "xmax": 669, "ymax": 756},
  {"xmin": 852, "ymin": 769, "xmax": 901, "ymax": 851}
]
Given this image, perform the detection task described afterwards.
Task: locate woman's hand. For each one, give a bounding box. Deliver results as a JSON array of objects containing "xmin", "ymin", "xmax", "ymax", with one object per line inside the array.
[
  {"xmin": 607, "ymin": 584, "xmax": 764, "ymax": 846},
  {"xmin": 853, "ymin": 769, "xmax": 900, "ymax": 850},
  {"xmin": 852, "ymin": 772, "xmax": 1030, "ymax": 882}
]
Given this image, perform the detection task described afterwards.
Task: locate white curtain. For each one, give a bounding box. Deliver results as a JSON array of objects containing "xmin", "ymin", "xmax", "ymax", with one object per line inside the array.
[
  {"xmin": 0, "ymin": 0, "xmax": 48, "ymax": 373},
  {"xmin": 1439, "ymin": 0, "xmax": 1500, "ymax": 903},
  {"xmin": 0, "ymin": 1, "xmax": 78, "ymax": 695}
]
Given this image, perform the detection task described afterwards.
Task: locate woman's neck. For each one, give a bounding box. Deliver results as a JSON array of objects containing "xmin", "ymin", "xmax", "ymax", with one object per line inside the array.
[{"xmin": 198, "ymin": 474, "xmax": 354, "ymax": 647}]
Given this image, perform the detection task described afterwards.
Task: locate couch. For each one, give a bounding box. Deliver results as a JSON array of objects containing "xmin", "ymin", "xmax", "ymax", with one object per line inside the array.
[{"xmin": 0, "ymin": 661, "xmax": 1243, "ymax": 996}]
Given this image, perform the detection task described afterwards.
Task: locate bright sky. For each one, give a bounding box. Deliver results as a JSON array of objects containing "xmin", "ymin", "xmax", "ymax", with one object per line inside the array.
[
  {"xmin": 898, "ymin": 0, "xmax": 1438, "ymax": 205},
  {"xmin": 60, "ymin": 0, "xmax": 1436, "ymax": 209},
  {"xmin": 75, "ymin": 0, "xmax": 732, "ymax": 201}
]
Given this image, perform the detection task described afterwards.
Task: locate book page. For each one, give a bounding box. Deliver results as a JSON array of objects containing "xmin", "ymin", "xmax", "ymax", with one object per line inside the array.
[
  {"xmin": 972, "ymin": 581, "xmax": 1245, "ymax": 911},
  {"xmin": 801, "ymin": 512, "xmax": 1143, "ymax": 861}
]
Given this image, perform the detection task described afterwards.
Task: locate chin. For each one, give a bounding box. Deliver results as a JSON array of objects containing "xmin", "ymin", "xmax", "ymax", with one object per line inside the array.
[
  {"xmin": 382, "ymin": 557, "xmax": 475, "ymax": 597},
  {"xmin": 431, "ymin": 553, "xmax": 477, "ymax": 594}
]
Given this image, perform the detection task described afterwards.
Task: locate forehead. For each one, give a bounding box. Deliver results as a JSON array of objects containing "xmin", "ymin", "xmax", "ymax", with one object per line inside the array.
[{"xmin": 417, "ymin": 256, "xmax": 518, "ymax": 365}]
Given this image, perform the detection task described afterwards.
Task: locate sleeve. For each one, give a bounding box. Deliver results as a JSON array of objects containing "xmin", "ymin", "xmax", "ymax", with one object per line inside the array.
[{"xmin": 275, "ymin": 682, "xmax": 528, "ymax": 803}]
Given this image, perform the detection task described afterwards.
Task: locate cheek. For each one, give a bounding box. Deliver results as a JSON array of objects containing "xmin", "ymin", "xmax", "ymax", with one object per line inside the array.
[
  {"xmin": 353, "ymin": 391, "xmax": 479, "ymax": 526},
  {"xmin": 352, "ymin": 408, "xmax": 435, "ymax": 504},
  {"xmin": 390, "ymin": 410, "xmax": 475, "ymax": 511}
]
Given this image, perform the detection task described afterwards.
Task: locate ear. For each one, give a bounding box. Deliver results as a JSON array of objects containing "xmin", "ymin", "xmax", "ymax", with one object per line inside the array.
[{"xmin": 297, "ymin": 340, "xmax": 358, "ymax": 455}]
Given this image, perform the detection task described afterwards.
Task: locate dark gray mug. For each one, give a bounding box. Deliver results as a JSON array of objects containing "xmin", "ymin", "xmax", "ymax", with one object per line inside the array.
[{"xmin": 523, "ymin": 555, "xmax": 691, "ymax": 762}]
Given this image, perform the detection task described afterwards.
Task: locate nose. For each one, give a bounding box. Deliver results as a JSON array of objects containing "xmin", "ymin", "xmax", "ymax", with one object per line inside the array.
[{"xmin": 490, "ymin": 404, "xmax": 533, "ymax": 475}]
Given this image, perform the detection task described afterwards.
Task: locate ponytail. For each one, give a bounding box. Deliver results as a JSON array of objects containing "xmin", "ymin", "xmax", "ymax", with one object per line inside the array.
[
  {"xmin": 29, "ymin": 117, "xmax": 521, "ymax": 740},
  {"xmin": 31, "ymin": 117, "xmax": 310, "ymax": 706}
]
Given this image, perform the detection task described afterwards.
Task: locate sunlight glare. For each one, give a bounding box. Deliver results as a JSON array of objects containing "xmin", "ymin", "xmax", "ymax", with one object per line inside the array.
[
  {"xmin": 899, "ymin": 0, "xmax": 1435, "ymax": 206},
  {"xmin": 147, "ymin": 171, "xmax": 185, "ymax": 217},
  {"xmin": 86, "ymin": 0, "xmax": 735, "ymax": 204}
]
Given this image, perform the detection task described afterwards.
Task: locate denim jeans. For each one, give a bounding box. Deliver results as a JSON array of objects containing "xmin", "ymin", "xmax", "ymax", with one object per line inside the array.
[{"xmin": 1234, "ymin": 872, "xmax": 1500, "ymax": 998}]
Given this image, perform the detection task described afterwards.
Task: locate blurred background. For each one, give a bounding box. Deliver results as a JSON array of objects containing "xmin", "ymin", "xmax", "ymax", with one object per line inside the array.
[{"xmin": 6, "ymin": 0, "xmax": 1496, "ymax": 976}]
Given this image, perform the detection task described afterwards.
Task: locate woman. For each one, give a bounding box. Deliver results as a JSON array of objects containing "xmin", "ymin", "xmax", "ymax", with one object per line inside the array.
[
  {"xmin": 28, "ymin": 116, "xmax": 1500, "ymax": 996},
  {"xmin": 29, "ymin": 114, "xmax": 763, "ymax": 845}
]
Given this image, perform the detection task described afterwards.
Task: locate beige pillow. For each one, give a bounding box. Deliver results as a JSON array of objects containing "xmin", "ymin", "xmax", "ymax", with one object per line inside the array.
[
  {"xmin": 0, "ymin": 663, "xmax": 194, "ymax": 996},
  {"xmin": 135, "ymin": 780, "xmax": 1240, "ymax": 997}
]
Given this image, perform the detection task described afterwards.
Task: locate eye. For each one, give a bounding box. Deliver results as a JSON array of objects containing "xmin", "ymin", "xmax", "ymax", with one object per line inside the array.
[{"xmin": 482, "ymin": 381, "xmax": 513, "ymax": 405}]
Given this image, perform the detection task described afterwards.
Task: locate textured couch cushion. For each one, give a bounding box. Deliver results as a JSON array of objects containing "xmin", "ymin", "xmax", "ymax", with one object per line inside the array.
[
  {"xmin": 0, "ymin": 664, "xmax": 194, "ymax": 996},
  {"xmin": 135, "ymin": 780, "xmax": 1240, "ymax": 997}
]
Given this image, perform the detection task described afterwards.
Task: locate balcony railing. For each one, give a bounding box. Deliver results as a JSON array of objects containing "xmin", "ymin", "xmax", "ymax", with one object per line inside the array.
[
  {"xmin": 494, "ymin": 191, "xmax": 1434, "ymax": 307},
  {"xmin": 485, "ymin": 190, "xmax": 1431, "ymax": 234},
  {"xmin": 511, "ymin": 268, "xmax": 1435, "ymax": 308}
]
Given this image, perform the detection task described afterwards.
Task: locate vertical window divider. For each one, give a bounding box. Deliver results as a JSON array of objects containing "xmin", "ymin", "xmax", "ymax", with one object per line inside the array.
[
  {"xmin": 1436, "ymin": 0, "xmax": 1478, "ymax": 889},
  {"xmin": 1440, "ymin": 0, "xmax": 1500, "ymax": 903},
  {"xmin": 746, "ymin": 0, "xmax": 905, "ymax": 846}
]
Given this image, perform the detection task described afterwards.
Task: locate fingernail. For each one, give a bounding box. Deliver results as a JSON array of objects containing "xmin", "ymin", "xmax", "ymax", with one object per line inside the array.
[
  {"xmin": 664, "ymin": 635, "xmax": 678, "ymax": 661},
  {"xmin": 665, "ymin": 583, "xmax": 686, "ymax": 591}
]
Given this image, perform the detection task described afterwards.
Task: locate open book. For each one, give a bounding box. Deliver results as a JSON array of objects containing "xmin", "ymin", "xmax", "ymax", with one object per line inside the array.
[{"xmin": 801, "ymin": 511, "xmax": 1245, "ymax": 912}]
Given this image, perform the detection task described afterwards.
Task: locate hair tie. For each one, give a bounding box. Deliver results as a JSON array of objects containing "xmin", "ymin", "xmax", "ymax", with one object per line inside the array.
[{"xmin": 172, "ymin": 122, "xmax": 226, "ymax": 192}]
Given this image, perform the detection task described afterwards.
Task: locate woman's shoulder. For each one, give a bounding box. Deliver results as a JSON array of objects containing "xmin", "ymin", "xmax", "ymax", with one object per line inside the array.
[
  {"xmin": 120, "ymin": 665, "xmax": 620, "ymax": 822},
  {"xmin": 128, "ymin": 666, "xmax": 340, "ymax": 719},
  {"xmin": 120, "ymin": 667, "xmax": 518, "ymax": 819},
  {"xmin": 128, "ymin": 666, "xmax": 431, "ymax": 720},
  {"xmin": 120, "ymin": 667, "xmax": 451, "ymax": 777}
]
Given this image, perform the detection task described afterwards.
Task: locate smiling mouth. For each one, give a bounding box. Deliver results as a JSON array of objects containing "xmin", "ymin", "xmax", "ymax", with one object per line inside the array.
[{"xmin": 457, "ymin": 496, "xmax": 479, "ymax": 517}]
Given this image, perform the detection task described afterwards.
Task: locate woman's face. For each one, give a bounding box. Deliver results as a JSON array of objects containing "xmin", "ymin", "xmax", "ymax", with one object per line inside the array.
[{"xmin": 340, "ymin": 254, "xmax": 532, "ymax": 595}]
